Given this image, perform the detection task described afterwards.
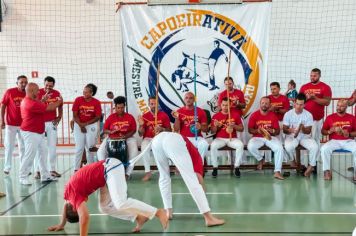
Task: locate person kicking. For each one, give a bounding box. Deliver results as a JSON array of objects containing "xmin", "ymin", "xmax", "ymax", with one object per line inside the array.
[
  {"xmin": 47, "ymin": 158, "xmax": 168, "ymax": 235},
  {"xmin": 151, "ymin": 131, "xmax": 225, "ymax": 227}
]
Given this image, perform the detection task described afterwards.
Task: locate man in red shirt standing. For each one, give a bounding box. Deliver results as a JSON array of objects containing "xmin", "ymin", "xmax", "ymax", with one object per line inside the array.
[
  {"xmin": 247, "ymin": 97, "xmax": 285, "ymax": 180},
  {"xmin": 152, "ymin": 132, "xmax": 225, "ymax": 227},
  {"xmin": 47, "ymin": 158, "xmax": 168, "ymax": 235},
  {"xmin": 210, "ymin": 98, "xmax": 244, "ymax": 178},
  {"xmin": 97, "ymin": 96, "xmax": 138, "ymax": 178},
  {"xmin": 138, "ymin": 96, "xmax": 171, "ymax": 181},
  {"xmin": 34, "ymin": 76, "xmax": 63, "ymax": 178},
  {"xmin": 1, "ymin": 75, "xmax": 27, "ymax": 175},
  {"xmin": 321, "ymin": 99, "xmax": 356, "ymax": 181},
  {"xmin": 173, "ymin": 92, "xmax": 209, "ymax": 161},
  {"xmin": 19, "ymin": 83, "xmax": 62, "ymax": 185},
  {"xmin": 300, "ymin": 68, "xmax": 332, "ymax": 153},
  {"xmin": 217, "ymin": 77, "xmax": 246, "ymax": 116}
]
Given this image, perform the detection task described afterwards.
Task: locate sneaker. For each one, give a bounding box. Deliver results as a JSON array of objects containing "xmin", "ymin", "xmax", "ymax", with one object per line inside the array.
[
  {"xmin": 212, "ymin": 168, "xmax": 218, "ymax": 178},
  {"xmin": 234, "ymin": 167, "xmax": 241, "ymax": 178},
  {"xmin": 50, "ymin": 171, "xmax": 62, "ymax": 178},
  {"xmin": 20, "ymin": 178, "xmax": 32, "ymax": 185},
  {"xmin": 0, "ymin": 192, "xmax": 6, "ymax": 198},
  {"xmin": 4, "ymin": 171, "xmax": 9, "ymax": 176},
  {"xmin": 41, "ymin": 176, "xmax": 58, "ymax": 183}
]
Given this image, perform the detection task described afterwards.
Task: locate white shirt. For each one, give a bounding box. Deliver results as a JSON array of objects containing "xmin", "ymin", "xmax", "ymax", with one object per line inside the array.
[{"xmin": 283, "ymin": 109, "xmax": 314, "ymax": 140}]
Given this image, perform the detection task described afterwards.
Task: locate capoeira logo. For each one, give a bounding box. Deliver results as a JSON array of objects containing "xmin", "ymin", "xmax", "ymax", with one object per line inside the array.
[{"xmin": 126, "ymin": 8, "xmax": 263, "ymax": 120}]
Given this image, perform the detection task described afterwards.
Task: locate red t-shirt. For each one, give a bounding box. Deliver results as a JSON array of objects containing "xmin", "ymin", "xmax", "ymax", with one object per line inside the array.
[
  {"xmin": 211, "ymin": 110, "xmax": 242, "ymax": 138},
  {"xmin": 322, "ymin": 113, "xmax": 356, "ymax": 140},
  {"xmin": 177, "ymin": 107, "xmax": 207, "ymax": 137},
  {"xmin": 248, "ymin": 110, "xmax": 279, "ymax": 138},
  {"xmin": 268, "ymin": 94, "xmax": 290, "ymax": 121},
  {"xmin": 20, "ymin": 97, "xmax": 47, "ymax": 134},
  {"xmin": 38, "ymin": 88, "xmax": 62, "ymax": 122},
  {"xmin": 182, "ymin": 136, "xmax": 203, "ymax": 176},
  {"xmin": 218, "ymin": 89, "xmax": 245, "ymax": 116},
  {"xmin": 1, "ymin": 87, "xmax": 26, "ymax": 126},
  {"xmin": 64, "ymin": 160, "xmax": 106, "ymax": 210},
  {"xmin": 142, "ymin": 111, "xmax": 171, "ymax": 138},
  {"xmin": 300, "ymin": 81, "xmax": 332, "ymax": 121},
  {"xmin": 72, "ymin": 96, "xmax": 102, "ymax": 123},
  {"xmin": 104, "ymin": 113, "xmax": 137, "ymax": 139}
]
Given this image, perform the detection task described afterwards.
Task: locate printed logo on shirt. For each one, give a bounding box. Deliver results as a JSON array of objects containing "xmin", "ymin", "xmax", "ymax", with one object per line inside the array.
[
  {"xmin": 112, "ymin": 121, "xmax": 130, "ymax": 132},
  {"xmin": 79, "ymin": 106, "xmax": 95, "ymax": 116},
  {"xmin": 256, "ymin": 120, "xmax": 272, "ymax": 129},
  {"xmin": 305, "ymin": 89, "xmax": 321, "ymax": 95},
  {"xmin": 13, "ymin": 97, "xmax": 24, "ymax": 107}
]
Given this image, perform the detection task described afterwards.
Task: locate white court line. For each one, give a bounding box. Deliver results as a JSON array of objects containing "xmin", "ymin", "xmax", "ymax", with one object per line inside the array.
[
  {"xmin": 2, "ymin": 212, "xmax": 356, "ymax": 218},
  {"xmin": 172, "ymin": 192, "xmax": 233, "ymax": 195}
]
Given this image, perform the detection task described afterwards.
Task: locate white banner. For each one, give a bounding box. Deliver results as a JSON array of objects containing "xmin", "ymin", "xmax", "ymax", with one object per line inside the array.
[{"xmin": 120, "ymin": 3, "xmax": 271, "ymax": 123}]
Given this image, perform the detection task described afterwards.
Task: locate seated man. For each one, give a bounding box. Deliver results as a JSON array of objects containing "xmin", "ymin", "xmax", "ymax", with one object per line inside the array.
[
  {"xmin": 138, "ymin": 96, "xmax": 171, "ymax": 181},
  {"xmin": 247, "ymin": 97, "xmax": 285, "ymax": 180},
  {"xmin": 172, "ymin": 92, "xmax": 209, "ymax": 161},
  {"xmin": 47, "ymin": 158, "xmax": 168, "ymax": 235},
  {"xmin": 283, "ymin": 93, "xmax": 318, "ymax": 177},
  {"xmin": 151, "ymin": 131, "xmax": 225, "ymax": 227},
  {"xmin": 321, "ymin": 99, "xmax": 356, "ymax": 181},
  {"xmin": 210, "ymin": 97, "xmax": 244, "ymax": 178},
  {"xmin": 97, "ymin": 96, "xmax": 138, "ymax": 178}
]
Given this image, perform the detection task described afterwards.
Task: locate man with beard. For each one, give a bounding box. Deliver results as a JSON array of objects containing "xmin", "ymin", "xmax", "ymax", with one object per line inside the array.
[
  {"xmin": 1, "ymin": 75, "xmax": 27, "ymax": 175},
  {"xmin": 300, "ymin": 68, "xmax": 332, "ymax": 153},
  {"xmin": 34, "ymin": 76, "xmax": 63, "ymax": 179},
  {"xmin": 321, "ymin": 99, "xmax": 356, "ymax": 181},
  {"xmin": 138, "ymin": 96, "xmax": 171, "ymax": 181},
  {"xmin": 247, "ymin": 97, "xmax": 285, "ymax": 180}
]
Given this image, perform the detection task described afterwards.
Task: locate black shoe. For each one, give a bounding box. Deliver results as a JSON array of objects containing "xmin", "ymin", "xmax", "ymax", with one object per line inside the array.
[
  {"xmin": 212, "ymin": 168, "xmax": 218, "ymax": 178},
  {"xmin": 234, "ymin": 168, "xmax": 241, "ymax": 178}
]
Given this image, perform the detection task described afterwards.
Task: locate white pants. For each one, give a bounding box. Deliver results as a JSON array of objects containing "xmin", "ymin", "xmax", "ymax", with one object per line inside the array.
[
  {"xmin": 34, "ymin": 121, "xmax": 58, "ymax": 172},
  {"xmin": 3, "ymin": 125, "xmax": 24, "ymax": 172},
  {"xmin": 321, "ymin": 139, "xmax": 356, "ymax": 171},
  {"xmin": 312, "ymin": 119, "xmax": 323, "ymax": 160},
  {"xmin": 152, "ymin": 132, "xmax": 210, "ymax": 214},
  {"xmin": 141, "ymin": 137, "xmax": 153, "ymax": 173},
  {"xmin": 247, "ymin": 137, "xmax": 284, "ymax": 172},
  {"xmin": 187, "ymin": 137, "xmax": 209, "ymax": 162},
  {"xmin": 210, "ymin": 138, "xmax": 244, "ymax": 168},
  {"xmin": 97, "ymin": 137, "xmax": 138, "ymax": 176},
  {"xmin": 284, "ymin": 136, "xmax": 318, "ymax": 166},
  {"xmin": 19, "ymin": 131, "xmax": 50, "ymax": 181},
  {"xmin": 73, "ymin": 123, "xmax": 98, "ymax": 170},
  {"xmin": 99, "ymin": 158, "xmax": 157, "ymax": 222}
]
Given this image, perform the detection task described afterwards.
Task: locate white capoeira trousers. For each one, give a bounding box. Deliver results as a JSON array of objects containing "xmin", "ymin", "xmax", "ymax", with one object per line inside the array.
[
  {"xmin": 34, "ymin": 121, "xmax": 58, "ymax": 172},
  {"xmin": 247, "ymin": 137, "xmax": 284, "ymax": 172},
  {"xmin": 321, "ymin": 139, "xmax": 356, "ymax": 171},
  {"xmin": 187, "ymin": 136, "xmax": 209, "ymax": 162},
  {"xmin": 312, "ymin": 119, "xmax": 323, "ymax": 160},
  {"xmin": 3, "ymin": 125, "xmax": 24, "ymax": 172},
  {"xmin": 97, "ymin": 137, "xmax": 138, "ymax": 176},
  {"xmin": 284, "ymin": 136, "xmax": 318, "ymax": 166},
  {"xmin": 152, "ymin": 132, "xmax": 211, "ymax": 214},
  {"xmin": 73, "ymin": 123, "xmax": 98, "ymax": 170},
  {"xmin": 210, "ymin": 138, "xmax": 244, "ymax": 168},
  {"xmin": 141, "ymin": 137, "xmax": 153, "ymax": 173},
  {"xmin": 99, "ymin": 158, "xmax": 157, "ymax": 222},
  {"xmin": 19, "ymin": 131, "xmax": 50, "ymax": 181}
]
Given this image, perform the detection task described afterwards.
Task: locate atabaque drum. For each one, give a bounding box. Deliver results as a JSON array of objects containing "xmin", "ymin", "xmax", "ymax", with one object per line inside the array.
[{"xmin": 106, "ymin": 139, "xmax": 128, "ymax": 165}]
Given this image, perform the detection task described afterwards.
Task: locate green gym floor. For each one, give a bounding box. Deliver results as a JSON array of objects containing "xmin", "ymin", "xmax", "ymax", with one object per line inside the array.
[{"xmin": 1, "ymin": 151, "xmax": 356, "ymax": 236}]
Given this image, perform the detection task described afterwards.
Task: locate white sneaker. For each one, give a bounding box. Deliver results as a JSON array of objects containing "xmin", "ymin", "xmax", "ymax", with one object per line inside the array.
[
  {"xmin": 41, "ymin": 176, "xmax": 58, "ymax": 183},
  {"xmin": 20, "ymin": 179, "xmax": 32, "ymax": 185}
]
